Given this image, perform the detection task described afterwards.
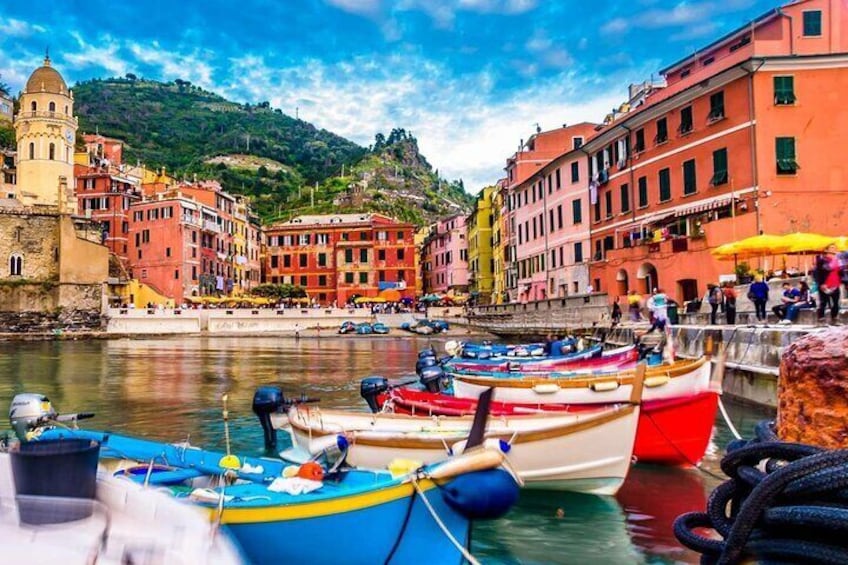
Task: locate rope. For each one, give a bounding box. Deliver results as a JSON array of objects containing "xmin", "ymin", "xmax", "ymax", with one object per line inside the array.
[
  {"xmin": 674, "ymin": 421, "xmax": 848, "ymax": 565},
  {"xmin": 717, "ymin": 398, "xmax": 742, "ymax": 441},
  {"xmin": 411, "ymin": 477, "xmax": 481, "ymax": 565}
]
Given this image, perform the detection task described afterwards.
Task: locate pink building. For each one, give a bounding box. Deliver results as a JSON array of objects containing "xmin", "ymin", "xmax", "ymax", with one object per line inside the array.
[
  {"xmin": 512, "ymin": 146, "xmax": 594, "ymax": 301},
  {"xmin": 422, "ymin": 214, "xmax": 469, "ymax": 295},
  {"xmin": 504, "ymin": 124, "xmax": 597, "ymax": 301}
]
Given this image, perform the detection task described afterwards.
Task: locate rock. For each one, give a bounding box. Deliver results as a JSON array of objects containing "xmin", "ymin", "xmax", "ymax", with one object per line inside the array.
[{"xmin": 778, "ymin": 327, "xmax": 848, "ymax": 448}]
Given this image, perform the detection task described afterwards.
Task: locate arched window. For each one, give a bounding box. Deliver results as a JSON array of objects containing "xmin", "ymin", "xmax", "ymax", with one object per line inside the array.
[
  {"xmin": 28, "ymin": 143, "xmax": 34, "ymax": 160},
  {"xmin": 30, "ymin": 101, "xmax": 37, "ymax": 112},
  {"xmin": 64, "ymin": 105, "xmax": 69, "ymax": 115},
  {"xmin": 49, "ymin": 101, "xmax": 56, "ymax": 112},
  {"xmin": 49, "ymin": 143, "xmax": 55, "ymax": 160},
  {"xmin": 9, "ymin": 254, "xmax": 23, "ymax": 276}
]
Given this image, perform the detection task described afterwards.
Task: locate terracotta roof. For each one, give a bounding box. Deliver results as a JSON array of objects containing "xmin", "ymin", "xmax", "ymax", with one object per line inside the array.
[{"xmin": 25, "ymin": 57, "xmax": 68, "ymax": 94}]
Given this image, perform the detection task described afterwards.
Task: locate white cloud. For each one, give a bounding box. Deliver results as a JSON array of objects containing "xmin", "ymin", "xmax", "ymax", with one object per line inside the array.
[
  {"xmin": 127, "ymin": 41, "xmax": 215, "ymax": 89},
  {"xmin": 0, "ymin": 18, "xmax": 46, "ymax": 37},
  {"xmin": 63, "ymin": 32, "xmax": 130, "ymax": 77},
  {"xmin": 214, "ymin": 53, "xmax": 632, "ymax": 191},
  {"xmin": 601, "ymin": 18, "xmax": 629, "ymax": 35},
  {"xmin": 324, "ymin": 0, "xmax": 382, "ymax": 16}
]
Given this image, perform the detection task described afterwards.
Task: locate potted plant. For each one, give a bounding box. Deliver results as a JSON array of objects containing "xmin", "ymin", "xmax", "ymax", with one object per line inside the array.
[{"xmin": 735, "ymin": 262, "xmax": 753, "ymax": 284}]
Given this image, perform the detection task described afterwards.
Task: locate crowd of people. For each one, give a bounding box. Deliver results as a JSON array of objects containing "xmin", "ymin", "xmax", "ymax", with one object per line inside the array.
[{"xmin": 613, "ymin": 245, "xmax": 847, "ymax": 328}]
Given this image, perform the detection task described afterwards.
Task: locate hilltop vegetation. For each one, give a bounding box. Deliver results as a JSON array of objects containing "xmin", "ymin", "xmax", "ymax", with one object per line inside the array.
[{"xmin": 71, "ymin": 77, "xmax": 473, "ymax": 223}]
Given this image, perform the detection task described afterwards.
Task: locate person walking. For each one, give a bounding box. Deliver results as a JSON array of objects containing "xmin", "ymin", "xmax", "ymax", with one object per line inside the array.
[
  {"xmin": 627, "ymin": 290, "xmax": 642, "ymax": 322},
  {"xmin": 748, "ymin": 275, "xmax": 770, "ymax": 322},
  {"xmin": 645, "ymin": 289, "xmax": 669, "ymax": 334},
  {"xmin": 814, "ymin": 244, "xmax": 842, "ymax": 324},
  {"xmin": 707, "ymin": 284, "xmax": 723, "ymax": 325},
  {"xmin": 723, "ymin": 283, "xmax": 737, "ymax": 325},
  {"xmin": 611, "ymin": 297, "xmax": 622, "ymax": 326}
]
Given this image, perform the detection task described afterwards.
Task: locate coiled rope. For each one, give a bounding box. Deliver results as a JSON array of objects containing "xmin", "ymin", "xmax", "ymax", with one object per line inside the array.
[{"xmin": 674, "ymin": 421, "xmax": 848, "ymax": 564}]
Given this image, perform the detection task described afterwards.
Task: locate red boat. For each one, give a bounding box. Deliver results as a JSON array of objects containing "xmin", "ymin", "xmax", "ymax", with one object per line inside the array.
[{"xmin": 374, "ymin": 387, "xmax": 718, "ymax": 466}]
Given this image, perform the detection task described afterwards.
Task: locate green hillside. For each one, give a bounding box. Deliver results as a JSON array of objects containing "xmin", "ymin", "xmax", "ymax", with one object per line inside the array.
[{"xmin": 71, "ymin": 77, "xmax": 473, "ymax": 223}]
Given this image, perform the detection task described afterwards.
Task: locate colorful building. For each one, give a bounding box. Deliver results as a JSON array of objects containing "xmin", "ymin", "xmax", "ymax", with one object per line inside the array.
[
  {"xmin": 0, "ymin": 92, "xmax": 13, "ymax": 123},
  {"xmin": 585, "ymin": 0, "xmax": 848, "ymax": 304},
  {"xmin": 490, "ymin": 180, "xmax": 508, "ymax": 304},
  {"xmin": 421, "ymin": 214, "xmax": 469, "ymax": 295},
  {"xmin": 503, "ymin": 124, "xmax": 597, "ymax": 302},
  {"xmin": 264, "ymin": 213, "xmax": 416, "ymax": 306},
  {"xmin": 467, "ymin": 186, "xmax": 495, "ymax": 303}
]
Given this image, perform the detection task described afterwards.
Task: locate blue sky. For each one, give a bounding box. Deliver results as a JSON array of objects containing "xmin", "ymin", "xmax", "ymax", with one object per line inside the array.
[{"xmin": 1, "ymin": 0, "xmax": 778, "ymax": 190}]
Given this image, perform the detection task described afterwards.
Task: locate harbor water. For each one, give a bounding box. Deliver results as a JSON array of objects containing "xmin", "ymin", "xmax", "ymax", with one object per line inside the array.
[{"xmin": 0, "ymin": 336, "xmax": 771, "ymax": 564}]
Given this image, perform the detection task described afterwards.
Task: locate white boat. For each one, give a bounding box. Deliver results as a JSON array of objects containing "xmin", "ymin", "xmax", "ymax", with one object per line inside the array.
[
  {"xmin": 276, "ymin": 374, "xmax": 644, "ymax": 496},
  {"xmin": 0, "ymin": 451, "xmax": 242, "ymax": 565},
  {"xmin": 451, "ymin": 357, "xmax": 710, "ymax": 405}
]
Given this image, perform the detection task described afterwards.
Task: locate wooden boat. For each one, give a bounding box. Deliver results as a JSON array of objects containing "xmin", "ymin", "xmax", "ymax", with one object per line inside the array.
[
  {"xmin": 36, "ymin": 428, "xmax": 517, "ymax": 565},
  {"xmin": 275, "ymin": 368, "xmax": 646, "ymax": 495},
  {"xmin": 445, "ymin": 344, "xmax": 637, "ymax": 374},
  {"xmin": 451, "ymin": 357, "xmax": 711, "ymax": 405},
  {"xmin": 0, "ymin": 448, "xmax": 241, "ymax": 564},
  {"xmin": 372, "ymin": 386, "xmax": 718, "ymax": 465}
]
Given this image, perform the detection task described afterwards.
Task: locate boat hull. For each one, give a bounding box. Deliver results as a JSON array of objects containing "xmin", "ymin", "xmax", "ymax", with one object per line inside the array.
[
  {"xmin": 377, "ymin": 387, "xmax": 719, "ymax": 466},
  {"xmin": 447, "ymin": 345, "xmax": 637, "ymax": 374},
  {"xmin": 451, "ymin": 358, "xmax": 711, "ymax": 405},
  {"xmin": 286, "ymin": 404, "xmax": 640, "ymax": 495}
]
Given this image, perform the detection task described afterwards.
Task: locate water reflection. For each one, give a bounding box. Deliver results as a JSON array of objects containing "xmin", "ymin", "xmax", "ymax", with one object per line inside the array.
[{"xmin": 0, "ymin": 336, "xmax": 771, "ymax": 564}]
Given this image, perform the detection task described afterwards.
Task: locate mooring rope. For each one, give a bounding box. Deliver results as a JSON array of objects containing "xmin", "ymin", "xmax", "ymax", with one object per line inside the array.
[
  {"xmin": 717, "ymin": 398, "xmax": 743, "ymax": 441},
  {"xmin": 411, "ymin": 476, "xmax": 481, "ymax": 565},
  {"xmin": 674, "ymin": 421, "xmax": 848, "ymax": 564}
]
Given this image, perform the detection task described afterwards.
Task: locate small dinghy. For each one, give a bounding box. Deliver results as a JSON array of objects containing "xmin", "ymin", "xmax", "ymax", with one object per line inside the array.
[{"xmin": 14, "ymin": 392, "xmax": 520, "ymax": 565}]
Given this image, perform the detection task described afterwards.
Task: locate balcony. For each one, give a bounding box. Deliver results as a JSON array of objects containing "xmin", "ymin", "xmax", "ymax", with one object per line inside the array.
[{"xmin": 202, "ymin": 220, "xmax": 222, "ymax": 233}]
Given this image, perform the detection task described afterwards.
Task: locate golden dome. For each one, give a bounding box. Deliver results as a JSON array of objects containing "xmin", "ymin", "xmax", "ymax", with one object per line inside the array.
[{"xmin": 25, "ymin": 56, "xmax": 68, "ymax": 95}]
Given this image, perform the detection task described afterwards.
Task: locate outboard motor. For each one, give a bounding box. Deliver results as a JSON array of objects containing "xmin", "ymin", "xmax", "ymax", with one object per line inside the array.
[
  {"xmin": 252, "ymin": 386, "xmax": 285, "ymax": 451},
  {"xmin": 9, "ymin": 394, "xmax": 57, "ymax": 442},
  {"xmin": 360, "ymin": 377, "xmax": 390, "ymax": 413},
  {"xmin": 419, "ymin": 366, "xmax": 448, "ymax": 393},
  {"xmin": 415, "ymin": 354, "xmax": 439, "ymax": 376},
  {"xmin": 418, "ymin": 348, "xmax": 437, "ymax": 359}
]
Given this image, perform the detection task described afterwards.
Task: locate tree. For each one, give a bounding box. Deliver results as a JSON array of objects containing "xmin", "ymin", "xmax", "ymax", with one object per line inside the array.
[
  {"xmin": 0, "ymin": 73, "xmax": 8, "ymax": 96},
  {"xmin": 125, "ymin": 73, "xmax": 137, "ymax": 81}
]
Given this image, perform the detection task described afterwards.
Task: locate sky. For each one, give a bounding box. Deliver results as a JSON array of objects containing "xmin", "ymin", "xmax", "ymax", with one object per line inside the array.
[{"xmin": 1, "ymin": 0, "xmax": 779, "ymax": 192}]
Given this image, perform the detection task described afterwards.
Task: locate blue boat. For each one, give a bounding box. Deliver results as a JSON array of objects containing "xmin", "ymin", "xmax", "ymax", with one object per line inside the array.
[
  {"xmin": 355, "ymin": 322, "xmax": 373, "ymax": 335},
  {"xmin": 36, "ymin": 428, "xmax": 519, "ymax": 565},
  {"xmin": 372, "ymin": 322, "xmax": 390, "ymax": 334}
]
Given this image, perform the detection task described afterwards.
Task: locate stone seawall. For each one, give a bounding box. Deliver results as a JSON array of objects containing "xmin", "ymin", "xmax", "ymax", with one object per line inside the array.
[{"xmin": 469, "ymin": 293, "xmax": 609, "ymax": 336}]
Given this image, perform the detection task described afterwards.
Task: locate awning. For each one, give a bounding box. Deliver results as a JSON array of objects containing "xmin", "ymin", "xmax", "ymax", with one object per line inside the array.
[{"xmin": 675, "ymin": 198, "xmax": 733, "ymax": 217}]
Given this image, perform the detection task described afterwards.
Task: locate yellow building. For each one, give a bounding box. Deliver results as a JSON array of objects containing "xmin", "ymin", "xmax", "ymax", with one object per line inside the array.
[
  {"xmin": 413, "ymin": 226, "xmax": 429, "ymax": 297},
  {"xmin": 491, "ymin": 180, "xmax": 508, "ymax": 304},
  {"xmin": 15, "ymin": 55, "xmax": 78, "ymax": 210},
  {"xmin": 467, "ymin": 186, "xmax": 495, "ymax": 304},
  {"xmin": 1, "ymin": 57, "xmax": 108, "ymax": 319}
]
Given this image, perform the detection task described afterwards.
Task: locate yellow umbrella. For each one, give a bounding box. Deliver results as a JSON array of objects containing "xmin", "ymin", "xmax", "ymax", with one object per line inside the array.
[
  {"xmin": 354, "ymin": 296, "xmax": 386, "ymax": 304},
  {"xmin": 712, "ymin": 234, "xmax": 789, "ymax": 260},
  {"xmin": 779, "ymin": 232, "xmax": 837, "ymax": 254},
  {"xmin": 832, "ymin": 236, "xmax": 848, "ymax": 251}
]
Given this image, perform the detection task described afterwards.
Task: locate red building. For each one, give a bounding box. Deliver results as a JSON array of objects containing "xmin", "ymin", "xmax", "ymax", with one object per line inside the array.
[
  {"xmin": 127, "ymin": 193, "xmax": 202, "ymax": 300},
  {"xmin": 264, "ymin": 213, "xmax": 416, "ymax": 306}
]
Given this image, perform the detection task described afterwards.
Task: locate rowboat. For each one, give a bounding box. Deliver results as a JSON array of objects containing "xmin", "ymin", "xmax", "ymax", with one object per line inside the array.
[
  {"xmin": 450, "ymin": 357, "xmax": 711, "ymax": 405},
  {"xmin": 369, "ymin": 384, "xmax": 718, "ymax": 465},
  {"xmin": 0, "ymin": 446, "xmax": 242, "ymax": 564},
  {"xmin": 274, "ymin": 367, "xmax": 646, "ymax": 495},
  {"xmin": 16, "ymin": 393, "xmax": 519, "ymax": 565},
  {"xmin": 36, "ymin": 428, "xmax": 518, "ymax": 565},
  {"xmin": 445, "ymin": 344, "xmax": 638, "ymax": 374}
]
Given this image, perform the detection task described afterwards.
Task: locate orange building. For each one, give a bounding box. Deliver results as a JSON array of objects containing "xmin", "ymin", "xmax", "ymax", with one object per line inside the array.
[
  {"xmin": 264, "ymin": 213, "xmax": 416, "ymax": 306},
  {"xmin": 585, "ymin": 0, "xmax": 848, "ymax": 304}
]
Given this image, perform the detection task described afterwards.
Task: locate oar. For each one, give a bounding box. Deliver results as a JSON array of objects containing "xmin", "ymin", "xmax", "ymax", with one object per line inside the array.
[
  {"xmin": 464, "ymin": 387, "xmax": 493, "ymax": 451},
  {"xmin": 218, "ymin": 394, "xmax": 241, "ymax": 471}
]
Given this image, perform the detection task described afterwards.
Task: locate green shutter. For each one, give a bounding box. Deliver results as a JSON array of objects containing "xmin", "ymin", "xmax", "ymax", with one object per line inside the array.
[
  {"xmin": 776, "ymin": 137, "xmax": 799, "ymax": 174},
  {"xmin": 803, "ymin": 11, "xmax": 822, "ymax": 36},
  {"xmin": 638, "ymin": 177, "xmax": 648, "ymax": 207},
  {"xmin": 620, "ymin": 184, "xmax": 630, "ymax": 213},
  {"xmin": 572, "ymin": 199, "xmax": 582, "ymax": 223},
  {"xmin": 683, "ymin": 160, "xmax": 697, "ymax": 195},
  {"xmin": 711, "ymin": 148, "xmax": 729, "ymax": 186},
  {"xmin": 659, "ymin": 169, "xmax": 671, "ymax": 201},
  {"xmin": 774, "ymin": 76, "xmax": 796, "ymax": 105}
]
